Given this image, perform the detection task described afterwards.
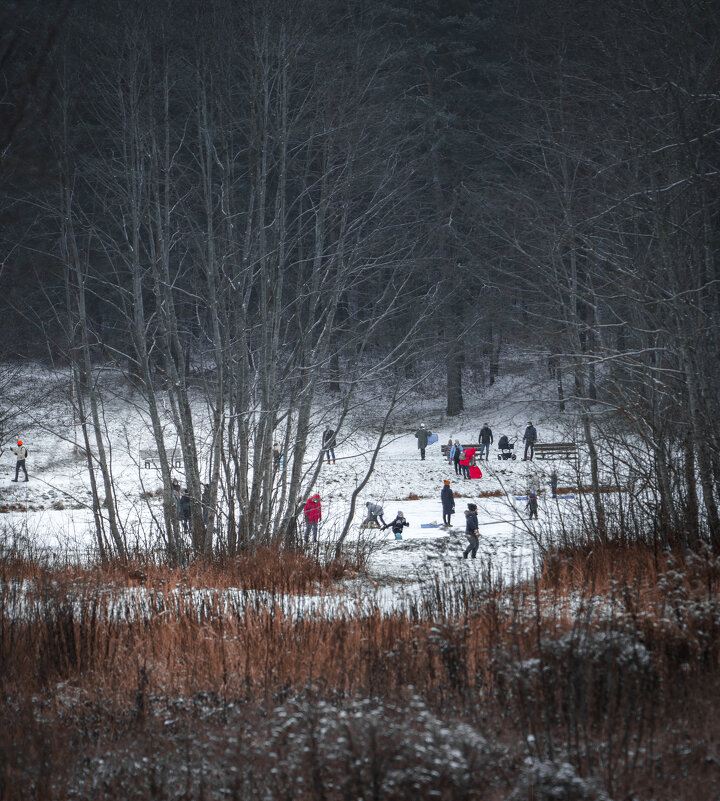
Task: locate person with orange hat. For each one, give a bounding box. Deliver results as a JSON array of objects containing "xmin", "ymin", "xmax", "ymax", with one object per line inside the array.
[
  {"xmin": 441, "ymin": 479, "xmax": 455, "ymax": 527},
  {"xmin": 10, "ymin": 440, "xmax": 28, "ymax": 482}
]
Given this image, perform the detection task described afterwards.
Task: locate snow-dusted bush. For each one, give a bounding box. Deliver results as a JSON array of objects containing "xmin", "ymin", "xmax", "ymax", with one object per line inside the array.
[
  {"xmin": 249, "ymin": 694, "xmax": 503, "ymax": 800},
  {"xmin": 511, "ymin": 757, "xmax": 613, "ymax": 801}
]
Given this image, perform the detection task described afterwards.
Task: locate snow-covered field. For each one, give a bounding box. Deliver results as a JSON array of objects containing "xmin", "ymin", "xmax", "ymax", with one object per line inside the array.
[{"xmin": 0, "ymin": 360, "xmax": 599, "ymax": 588}]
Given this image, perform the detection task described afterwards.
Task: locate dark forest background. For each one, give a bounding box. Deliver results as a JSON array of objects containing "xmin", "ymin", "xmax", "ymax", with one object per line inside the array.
[{"xmin": 1, "ymin": 0, "xmax": 719, "ymax": 556}]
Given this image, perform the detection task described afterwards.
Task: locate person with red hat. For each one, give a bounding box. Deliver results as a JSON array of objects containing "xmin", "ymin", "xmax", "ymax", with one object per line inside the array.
[{"xmin": 10, "ymin": 440, "xmax": 28, "ymax": 482}]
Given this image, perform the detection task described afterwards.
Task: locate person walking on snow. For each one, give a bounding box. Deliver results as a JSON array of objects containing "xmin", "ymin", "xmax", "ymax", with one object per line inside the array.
[
  {"xmin": 463, "ymin": 503, "xmax": 479, "ymax": 559},
  {"xmin": 415, "ymin": 423, "xmax": 432, "ymax": 461},
  {"xmin": 478, "ymin": 424, "xmax": 493, "ymax": 461},
  {"xmin": 10, "ymin": 440, "xmax": 28, "ymax": 482},
  {"xmin": 322, "ymin": 427, "xmax": 336, "ymax": 464},
  {"xmin": 303, "ymin": 493, "xmax": 322, "ymax": 542},
  {"xmin": 526, "ymin": 491, "xmax": 538, "ymax": 520},
  {"xmin": 523, "ymin": 422, "xmax": 537, "ymax": 461},
  {"xmin": 363, "ymin": 501, "xmax": 386, "ymax": 528},
  {"xmin": 383, "ymin": 510, "xmax": 409, "ymax": 540},
  {"xmin": 441, "ymin": 480, "xmax": 455, "ymax": 526},
  {"xmin": 450, "ymin": 439, "xmax": 462, "ymax": 475}
]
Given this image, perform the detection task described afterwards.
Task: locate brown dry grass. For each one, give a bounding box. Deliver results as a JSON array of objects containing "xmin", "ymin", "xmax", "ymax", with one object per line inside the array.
[{"xmin": 1, "ymin": 540, "xmax": 719, "ymax": 799}]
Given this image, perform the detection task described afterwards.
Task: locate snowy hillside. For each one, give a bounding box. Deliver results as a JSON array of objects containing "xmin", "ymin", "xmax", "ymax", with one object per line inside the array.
[{"xmin": 0, "ymin": 360, "xmax": 610, "ymax": 587}]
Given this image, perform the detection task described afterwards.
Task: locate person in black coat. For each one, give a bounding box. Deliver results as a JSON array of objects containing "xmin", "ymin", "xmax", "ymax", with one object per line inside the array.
[
  {"xmin": 322, "ymin": 427, "xmax": 336, "ymax": 464},
  {"xmin": 441, "ymin": 480, "xmax": 455, "ymax": 526},
  {"xmin": 179, "ymin": 489, "xmax": 191, "ymax": 533},
  {"xmin": 463, "ymin": 503, "xmax": 479, "ymax": 559},
  {"xmin": 478, "ymin": 424, "xmax": 493, "ymax": 461},
  {"xmin": 523, "ymin": 422, "xmax": 537, "ymax": 461}
]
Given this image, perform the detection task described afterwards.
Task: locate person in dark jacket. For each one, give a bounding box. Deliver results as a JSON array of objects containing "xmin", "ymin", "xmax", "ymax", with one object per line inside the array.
[
  {"xmin": 441, "ymin": 480, "xmax": 455, "ymax": 526},
  {"xmin": 526, "ymin": 491, "xmax": 538, "ymax": 519},
  {"xmin": 383, "ymin": 511, "xmax": 409, "ymax": 540},
  {"xmin": 363, "ymin": 501, "xmax": 386, "ymax": 528},
  {"xmin": 463, "ymin": 503, "xmax": 479, "ymax": 559},
  {"xmin": 179, "ymin": 489, "xmax": 191, "ymax": 533},
  {"xmin": 415, "ymin": 423, "xmax": 432, "ymax": 460},
  {"xmin": 450, "ymin": 439, "xmax": 462, "ymax": 475},
  {"xmin": 478, "ymin": 424, "xmax": 493, "ymax": 461},
  {"xmin": 10, "ymin": 440, "xmax": 29, "ymax": 482},
  {"xmin": 549, "ymin": 471, "xmax": 558, "ymax": 499},
  {"xmin": 523, "ymin": 422, "xmax": 538, "ymax": 461},
  {"xmin": 322, "ymin": 427, "xmax": 336, "ymax": 464}
]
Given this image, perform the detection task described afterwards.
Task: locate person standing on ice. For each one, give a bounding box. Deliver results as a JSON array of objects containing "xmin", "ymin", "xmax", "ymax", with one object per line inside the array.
[
  {"xmin": 383, "ymin": 510, "xmax": 409, "ymax": 540},
  {"xmin": 303, "ymin": 493, "xmax": 322, "ymax": 542},
  {"xmin": 363, "ymin": 501, "xmax": 386, "ymax": 528},
  {"xmin": 322, "ymin": 427, "xmax": 336, "ymax": 464},
  {"xmin": 478, "ymin": 423, "xmax": 493, "ymax": 461},
  {"xmin": 522, "ymin": 422, "xmax": 537, "ymax": 461},
  {"xmin": 414, "ymin": 423, "xmax": 432, "ymax": 461},
  {"xmin": 10, "ymin": 440, "xmax": 29, "ymax": 482},
  {"xmin": 462, "ymin": 503, "xmax": 479, "ymax": 559},
  {"xmin": 441, "ymin": 479, "xmax": 455, "ymax": 526}
]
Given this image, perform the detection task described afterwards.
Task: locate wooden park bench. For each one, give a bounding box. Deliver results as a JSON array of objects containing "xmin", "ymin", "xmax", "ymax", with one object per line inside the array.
[
  {"xmin": 532, "ymin": 442, "xmax": 578, "ymax": 460},
  {"xmin": 440, "ymin": 443, "xmax": 477, "ymax": 458},
  {"xmin": 140, "ymin": 448, "xmax": 184, "ymax": 470}
]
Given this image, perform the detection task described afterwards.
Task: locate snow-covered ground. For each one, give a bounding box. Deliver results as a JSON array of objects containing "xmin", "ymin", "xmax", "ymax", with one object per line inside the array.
[{"xmin": 0, "ymin": 359, "xmax": 602, "ymax": 588}]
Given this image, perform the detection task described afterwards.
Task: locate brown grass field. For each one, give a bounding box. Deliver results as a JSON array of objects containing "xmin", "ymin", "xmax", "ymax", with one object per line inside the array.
[{"xmin": 1, "ymin": 540, "xmax": 719, "ymax": 799}]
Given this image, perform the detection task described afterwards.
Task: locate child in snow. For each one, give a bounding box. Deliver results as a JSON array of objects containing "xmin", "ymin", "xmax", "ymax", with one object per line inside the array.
[
  {"xmin": 10, "ymin": 440, "xmax": 28, "ymax": 482},
  {"xmin": 383, "ymin": 511, "xmax": 409, "ymax": 540},
  {"xmin": 526, "ymin": 491, "xmax": 538, "ymax": 520},
  {"xmin": 445, "ymin": 439, "xmax": 453, "ymax": 463}
]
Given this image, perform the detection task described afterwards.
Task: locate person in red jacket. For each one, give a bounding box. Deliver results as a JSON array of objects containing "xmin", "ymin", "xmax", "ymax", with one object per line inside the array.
[
  {"xmin": 458, "ymin": 447, "xmax": 475, "ymax": 480},
  {"xmin": 303, "ymin": 493, "xmax": 322, "ymax": 542}
]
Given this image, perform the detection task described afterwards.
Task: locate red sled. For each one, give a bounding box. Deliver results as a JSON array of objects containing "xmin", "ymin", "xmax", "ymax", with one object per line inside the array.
[{"xmin": 468, "ymin": 465, "xmax": 483, "ymax": 479}]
